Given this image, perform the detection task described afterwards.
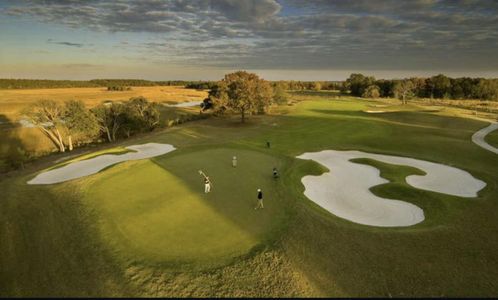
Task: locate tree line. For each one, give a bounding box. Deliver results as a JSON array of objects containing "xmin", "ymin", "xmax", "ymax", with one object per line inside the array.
[
  {"xmin": 187, "ymin": 80, "xmax": 343, "ymax": 91},
  {"xmin": 107, "ymin": 86, "xmax": 132, "ymax": 91},
  {"xmin": 344, "ymin": 73, "xmax": 498, "ymax": 102},
  {"xmin": 0, "ymin": 79, "xmax": 217, "ymax": 89}
]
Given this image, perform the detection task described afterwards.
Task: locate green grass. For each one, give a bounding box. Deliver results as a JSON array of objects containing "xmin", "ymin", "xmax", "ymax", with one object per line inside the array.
[
  {"xmin": 485, "ymin": 127, "xmax": 498, "ymax": 148},
  {"xmin": 1, "ymin": 94, "xmax": 498, "ymax": 297},
  {"xmin": 83, "ymin": 148, "xmax": 289, "ymax": 270}
]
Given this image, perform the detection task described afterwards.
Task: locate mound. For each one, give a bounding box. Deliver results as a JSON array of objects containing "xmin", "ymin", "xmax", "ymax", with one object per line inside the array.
[{"xmin": 83, "ymin": 148, "xmax": 288, "ymax": 269}]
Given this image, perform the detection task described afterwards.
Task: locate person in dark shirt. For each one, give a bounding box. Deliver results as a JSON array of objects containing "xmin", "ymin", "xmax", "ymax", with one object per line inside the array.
[
  {"xmin": 255, "ymin": 188, "xmax": 264, "ymax": 210},
  {"xmin": 266, "ymin": 141, "xmax": 271, "ymax": 148},
  {"xmin": 272, "ymin": 167, "xmax": 279, "ymax": 179}
]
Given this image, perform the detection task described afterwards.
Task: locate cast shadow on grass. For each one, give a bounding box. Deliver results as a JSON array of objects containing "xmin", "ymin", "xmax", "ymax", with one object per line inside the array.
[
  {"xmin": 145, "ymin": 146, "xmax": 295, "ymax": 268},
  {"xmin": 0, "ymin": 177, "xmax": 133, "ymax": 297},
  {"xmin": 0, "ymin": 114, "xmax": 28, "ymax": 173}
]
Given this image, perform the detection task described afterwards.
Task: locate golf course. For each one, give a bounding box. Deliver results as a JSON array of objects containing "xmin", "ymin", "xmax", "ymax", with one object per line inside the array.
[{"xmin": 1, "ymin": 90, "xmax": 497, "ymax": 297}]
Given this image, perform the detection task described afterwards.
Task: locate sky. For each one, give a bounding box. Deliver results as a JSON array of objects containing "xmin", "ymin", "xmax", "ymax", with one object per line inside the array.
[{"xmin": 0, "ymin": 0, "xmax": 497, "ymax": 81}]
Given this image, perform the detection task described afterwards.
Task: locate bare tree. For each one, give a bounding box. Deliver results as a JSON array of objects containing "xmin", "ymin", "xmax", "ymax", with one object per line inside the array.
[
  {"xmin": 23, "ymin": 100, "xmax": 67, "ymax": 152},
  {"xmin": 394, "ymin": 79, "xmax": 416, "ymax": 104}
]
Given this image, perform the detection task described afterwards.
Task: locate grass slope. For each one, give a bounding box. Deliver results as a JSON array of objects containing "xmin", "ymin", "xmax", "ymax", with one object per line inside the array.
[{"xmin": 83, "ymin": 148, "xmax": 289, "ymax": 269}]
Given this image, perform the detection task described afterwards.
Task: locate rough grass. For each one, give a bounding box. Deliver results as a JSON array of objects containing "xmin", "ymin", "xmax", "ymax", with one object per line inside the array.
[
  {"xmin": 45, "ymin": 146, "xmax": 133, "ymax": 171},
  {"xmin": 485, "ymin": 128, "xmax": 498, "ymax": 148},
  {"xmin": 1, "ymin": 93, "xmax": 498, "ymax": 297}
]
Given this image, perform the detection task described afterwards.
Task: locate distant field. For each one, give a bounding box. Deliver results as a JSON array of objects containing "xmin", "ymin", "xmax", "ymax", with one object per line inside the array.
[
  {"xmin": 0, "ymin": 86, "xmax": 207, "ymax": 121},
  {"xmin": 0, "ymin": 86, "xmax": 208, "ymax": 169}
]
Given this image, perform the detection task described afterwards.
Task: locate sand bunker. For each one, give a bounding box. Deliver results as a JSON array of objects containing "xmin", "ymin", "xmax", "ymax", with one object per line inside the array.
[
  {"xmin": 297, "ymin": 150, "xmax": 485, "ymax": 227},
  {"xmin": 472, "ymin": 122, "xmax": 498, "ymax": 154},
  {"xmin": 364, "ymin": 110, "xmax": 387, "ymax": 113},
  {"xmin": 164, "ymin": 101, "xmax": 202, "ymax": 108},
  {"xmin": 28, "ymin": 143, "xmax": 175, "ymax": 185}
]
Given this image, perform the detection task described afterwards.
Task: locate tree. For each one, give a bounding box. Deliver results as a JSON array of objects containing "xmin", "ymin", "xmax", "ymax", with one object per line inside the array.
[
  {"xmin": 410, "ymin": 77, "xmax": 427, "ymax": 98},
  {"xmin": 123, "ymin": 97, "xmax": 160, "ymax": 135},
  {"xmin": 311, "ymin": 82, "xmax": 322, "ymax": 91},
  {"xmin": 475, "ymin": 79, "xmax": 498, "ymax": 100},
  {"xmin": 362, "ymin": 85, "xmax": 381, "ymax": 98},
  {"xmin": 255, "ymin": 79, "xmax": 274, "ymax": 114},
  {"xmin": 64, "ymin": 100, "xmax": 99, "ymax": 150},
  {"xmin": 346, "ymin": 73, "xmax": 376, "ymax": 97},
  {"xmin": 273, "ymin": 83, "xmax": 289, "ymax": 105},
  {"xmin": 426, "ymin": 74, "xmax": 451, "ymax": 98},
  {"xmin": 393, "ymin": 79, "xmax": 416, "ymax": 104},
  {"xmin": 7, "ymin": 146, "xmax": 28, "ymax": 170},
  {"xmin": 211, "ymin": 71, "xmax": 273, "ymax": 122},
  {"xmin": 91, "ymin": 103, "xmax": 125, "ymax": 142},
  {"xmin": 23, "ymin": 100, "xmax": 67, "ymax": 152},
  {"xmin": 375, "ymin": 79, "xmax": 395, "ymax": 98}
]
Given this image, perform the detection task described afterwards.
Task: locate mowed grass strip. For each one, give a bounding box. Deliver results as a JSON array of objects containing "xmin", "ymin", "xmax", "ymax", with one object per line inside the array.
[{"xmin": 83, "ymin": 148, "xmax": 289, "ymax": 269}]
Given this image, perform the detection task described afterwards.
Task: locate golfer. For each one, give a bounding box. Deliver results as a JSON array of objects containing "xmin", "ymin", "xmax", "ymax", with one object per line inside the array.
[
  {"xmin": 273, "ymin": 167, "xmax": 279, "ymax": 179},
  {"xmin": 266, "ymin": 141, "xmax": 271, "ymax": 148},
  {"xmin": 204, "ymin": 176, "xmax": 211, "ymax": 193},
  {"xmin": 232, "ymin": 156, "xmax": 237, "ymax": 167},
  {"xmin": 255, "ymin": 188, "xmax": 264, "ymax": 210}
]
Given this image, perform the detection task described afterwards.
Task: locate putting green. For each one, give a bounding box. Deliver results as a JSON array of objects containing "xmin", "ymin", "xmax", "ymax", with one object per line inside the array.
[{"xmin": 83, "ymin": 147, "xmax": 288, "ymax": 268}]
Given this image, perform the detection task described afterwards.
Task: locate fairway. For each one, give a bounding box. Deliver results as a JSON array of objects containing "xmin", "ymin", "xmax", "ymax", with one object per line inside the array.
[{"xmin": 83, "ymin": 148, "xmax": 288, "ymax": 268}]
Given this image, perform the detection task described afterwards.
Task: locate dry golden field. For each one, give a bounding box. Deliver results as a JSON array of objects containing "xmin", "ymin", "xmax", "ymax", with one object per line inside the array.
[{"xmin": 0, "ymin": 86, "xmax": 207, "ymax": 121}]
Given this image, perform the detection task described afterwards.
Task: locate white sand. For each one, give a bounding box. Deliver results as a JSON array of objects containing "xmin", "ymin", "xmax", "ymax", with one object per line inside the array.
[
  {"xmin": 297, "ymin": 150, "xmax": 486, "ymax": 227},
  {"xmin": 164, "ymin": 101, "xmax": 202, "ymax": 107},
  {"xmin": 28, "ymin": 143, "xmax": 175, "ymax": 185},
  {"xmin": 364, "ymin": 110, "xmax": 387, "ymax": 113},
  {"xmin": 471, "ymin": 122, "xmax": 498, "ymax": 154}
]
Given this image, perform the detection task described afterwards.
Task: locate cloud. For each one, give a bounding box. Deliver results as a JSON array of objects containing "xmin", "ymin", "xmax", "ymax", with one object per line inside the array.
[
  {"xmin": 2, "ymin": 0, "xmax": 498, "ymax": 71},
  {"xmin": 47, "ymin": 38, "xmax": 85, "ymax": 48}
]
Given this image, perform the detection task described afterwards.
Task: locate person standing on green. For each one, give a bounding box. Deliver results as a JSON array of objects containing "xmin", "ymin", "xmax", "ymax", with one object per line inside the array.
[
  {"xmin": 232, "ymin": 156, "xmax": 237, "ymax": 168},
  {"xmin": 272, "ymin": 167, "xmax": 279, "ymax": 179},
  {"xmin": 255, "ymin": 188, "xmax": 264, "ymax": 210}
]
